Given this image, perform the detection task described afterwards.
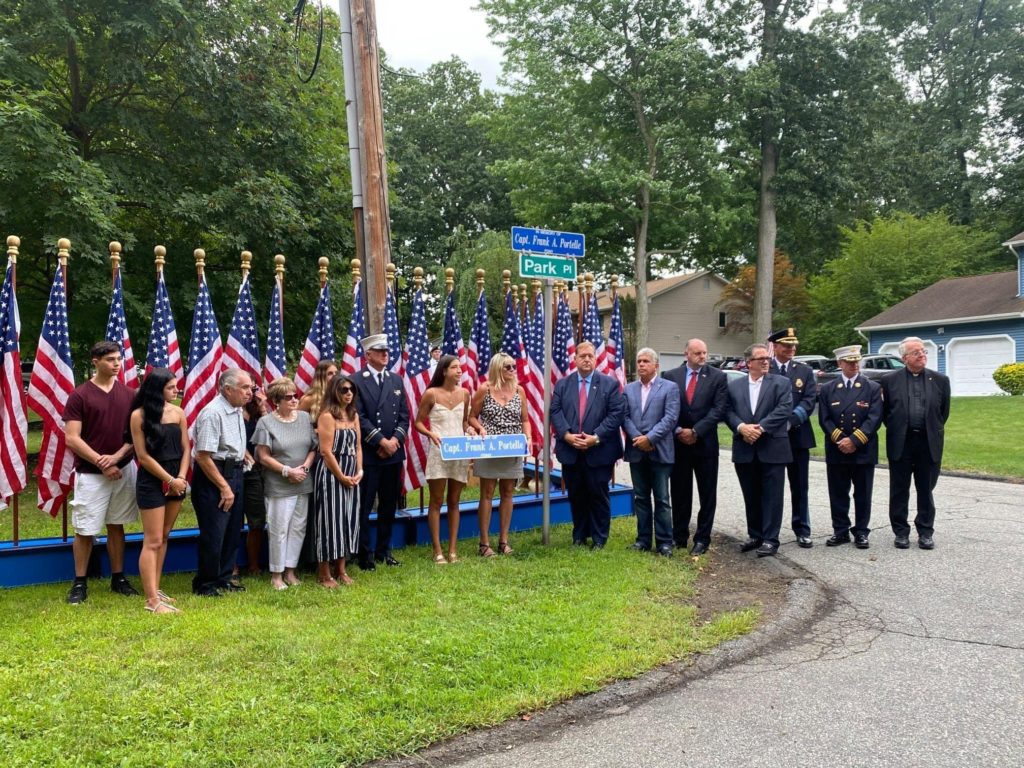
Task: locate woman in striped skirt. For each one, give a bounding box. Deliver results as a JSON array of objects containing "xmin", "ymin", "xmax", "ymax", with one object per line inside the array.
[{"xmin": 312, "ymin": 375, "xmax": 363, "ymax": 587}]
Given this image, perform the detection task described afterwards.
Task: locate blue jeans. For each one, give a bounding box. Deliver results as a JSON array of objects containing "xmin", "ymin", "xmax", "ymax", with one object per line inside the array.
[{"xmin": 630, "ymin": 457, "xmax": 673, "ymax": 548}]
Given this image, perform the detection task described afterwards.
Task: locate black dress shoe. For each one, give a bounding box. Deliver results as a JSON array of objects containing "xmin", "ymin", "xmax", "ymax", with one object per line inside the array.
[
  {"xmin": 195, "ymin": 587, "xmax": 223, "ymax": 598},
  {"xmin": 220, "ymin": 581, "xmax": 246, "ymax": 592},
  {"xmin": 590, "ymin": 541, "xmax": 605, "ymax": 551},
  {"xmin": 796, "ymin": 536, "xmax": 813, "ymax": 549},
  {"xmin": 357, "ymin": 558, "xmax": 376, "ymax": 571},
  {"xmin": 918, "ymin": 536, "xmax": 935, "ymax": 550},
  {"xmin": 111, "ymin": 577, "xmax": 140, "ymax": 597},
  {"xmin": 755, "ymin": 543, "xmax": 778, "ymax": 557},
  {"xmin": 739, "ymin": 538, "xmax": 762, "ymax": 553},
  {"xmin": 894, "ymin": 536, "xmax": 910, "ymax": 549},
  {"xmin": 382, "ymin": 555, "xmax": 401, "ymax": 566},
  {"xmin": 630, "ymin": 542, "xmax": 650, "ymax": 552},
  {"xmin": 689, "ymin": 541, "xmax": 709, "ymax": 556},
  {"xmin": 854, "ymin": 534, "xmax": 870, "ymax": 549},
  {"xmin": 656, "ymin": 544, "xmax": 673, "ymax": 557},
  {"xmin": 826, "ymin": 534, "xmax": 851, "ymax": 547}
]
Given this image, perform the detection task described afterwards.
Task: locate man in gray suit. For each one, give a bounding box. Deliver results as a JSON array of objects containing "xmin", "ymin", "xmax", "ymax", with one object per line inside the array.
[
  {"xmin": 623, "ymin": 348, "xmax": 680, "ymax": 556},
  {"xmin": 725, "ymin": 343, "xmax": 793, "ymax": 557}
]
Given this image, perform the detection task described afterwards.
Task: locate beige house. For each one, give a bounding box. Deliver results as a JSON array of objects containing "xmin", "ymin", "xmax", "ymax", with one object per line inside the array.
[{"xmin": 567, "ymin": 271, "xmax": 752, "ymax": 363}]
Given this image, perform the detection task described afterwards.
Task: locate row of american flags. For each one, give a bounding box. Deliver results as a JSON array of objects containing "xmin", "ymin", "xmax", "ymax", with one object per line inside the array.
[{"xmin": 0, "ymin": 249, "xmax": 627, "ymax": 519}]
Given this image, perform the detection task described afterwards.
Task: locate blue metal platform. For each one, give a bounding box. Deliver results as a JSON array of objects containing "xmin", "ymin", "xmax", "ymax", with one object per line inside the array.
[{"xmin": 0, "ymin": 482, "xmax": 634, "ymax": 588}]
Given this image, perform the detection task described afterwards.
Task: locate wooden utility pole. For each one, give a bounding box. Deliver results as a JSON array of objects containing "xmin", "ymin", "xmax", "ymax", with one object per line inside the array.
[{"xmin": 340, "ymin": 0, "xmax": 392, "ymax": 333}]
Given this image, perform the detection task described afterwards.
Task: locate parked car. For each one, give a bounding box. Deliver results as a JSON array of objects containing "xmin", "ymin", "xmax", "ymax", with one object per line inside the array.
[
  {"xmin": 792, "ymin": 354, "xmax": 832, "ymax": 379},
  {"xmin": 21, "ymin": 360, "xmax": 32, "ymax": 392},
  {"xmin": 819, "ymin": 354, "xmax": 905, "ymax": 382},
  {"xmin": 724, "ymin": 368, "xmax": 747, "ymax": 383}
]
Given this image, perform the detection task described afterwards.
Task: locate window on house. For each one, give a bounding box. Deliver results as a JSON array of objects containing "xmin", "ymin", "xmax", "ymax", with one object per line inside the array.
[
  {"xmin": 718, "ymin": 312, "xmax": 727, "ymax": 328},
  {"xmin": 704, "ymin": 277, "xmax": 711, "ymax": 290}
]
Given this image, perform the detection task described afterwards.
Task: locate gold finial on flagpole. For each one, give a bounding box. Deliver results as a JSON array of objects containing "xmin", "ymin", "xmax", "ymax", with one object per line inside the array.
[
  {"xmin": 502, "ymin": 269, "xmax": 511, "ymax": 294},
  {"xmin": 350, "ymin": 258, "xmax": 361, "ymax": 282},
  {"xmin": 194, "ymin": 248, "xmax": 206, "ymax": 281},
  {"xmin": 6, "ymin": 235, "xmax": 19, "ymax": 264},
  {"xmin": 476, "ymin": 268, "xmax": 486, "ymax": 293},
  {"xmin": 109, "ymin": 241, "xmax": 122, "ymax": 283},
  {"xmin": 413, "ymin": 266, "xmax": 424, "ymax": 291},
  {"xmin": 386, "ymin": 262, "xmax": 397, "ymax": 293},
  {"xmin": 240, "ymin": 250, "xmax": 252, "ymax": 279},
  {"xmin": 154, "ymin": 245, "xmax": 166, "ymax": 275},
  {"xmin": 445, "ymin": 267, "xmax": 455, "ymax": 295},
  {"xmin": 318, "ymin": 256, "xmax": 329, "ymax": 288},
  {"xmin": 275, "ymin": 254, "xmax": 286, "ymax": 280}
]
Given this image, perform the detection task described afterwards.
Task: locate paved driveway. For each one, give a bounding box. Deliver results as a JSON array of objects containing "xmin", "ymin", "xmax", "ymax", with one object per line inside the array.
[{"xmin": 403, "ymin": 459, "xmax": 1024, "ymax": 767}]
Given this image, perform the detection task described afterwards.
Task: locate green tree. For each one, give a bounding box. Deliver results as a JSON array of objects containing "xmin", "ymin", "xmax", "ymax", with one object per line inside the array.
[
  {"xmin": 479, "ymin": 0, "xmax": 748, "ymax": 348},
  {"xmin": 803, "ymin": 212, "xmax": 1001, "ymax": 353}
]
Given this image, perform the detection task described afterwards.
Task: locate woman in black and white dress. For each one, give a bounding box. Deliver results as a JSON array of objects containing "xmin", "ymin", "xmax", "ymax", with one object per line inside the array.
[
  {"xmin": 312, "ymin": 375, "xmax": 362, "ymax": 587},
  {"xmin": 469, "ymin": 352, "xmax": 532, "ymax": 557}
]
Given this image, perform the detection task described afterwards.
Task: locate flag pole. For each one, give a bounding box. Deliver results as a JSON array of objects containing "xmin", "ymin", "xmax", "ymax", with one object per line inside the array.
[
  {"xmin": 541, "ymin": 276, "xmax": 553, "ymax": 546},
  {"xmin": 59, "ymin": 238, "xmax": 72, "ymax": 542},
  {"xmin": 531, "ymin": 279, "xmax": 541, "ymax": 497},
  {"xmin": 195, "ymin": 248, "xmax": 206, "ymax": 286},
  {"xmin": 414, "ymin": 266, "xmax": 426, "ymax": 517},
  {"xmin": 276, "ymin": 254, "xmax": 287, "ymax": 320},
  {"xmin": 240, "ymin": 250, "xmax": 252, "ymax": 281},
  {"xmin": 7, "ymin": 236, "xmax": 20, "ymax": 546},
  {"xmin": 109, "ymin": 241, "xmax": 121, "ymax": 289},
  {"xmin": 577, "ymin": 279, "xmax": 585, "ymax": 340},
  {"xmin": 319, "ymin": 256, "xmax": 330, "ymax": 291}
]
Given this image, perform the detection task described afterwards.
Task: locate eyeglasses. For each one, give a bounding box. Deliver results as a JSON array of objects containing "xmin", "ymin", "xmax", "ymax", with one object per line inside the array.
[
  {"xmin": 339, "ymin": 386, "xmax": 354, "ymax": 394},
  {"xmin": 502, "ymin": 364, "xmax": 515, "ymax": 372},
  {"xmin": 906, "ymin": 350, "xmax": 927, "ymax": 358},
  {"xmin": 749, "ymin": 356, "xmax": 770, "ymax": 363},
  {"xmin": 282, "ymin": 394, "xmax": 299, "ymax": 400}
]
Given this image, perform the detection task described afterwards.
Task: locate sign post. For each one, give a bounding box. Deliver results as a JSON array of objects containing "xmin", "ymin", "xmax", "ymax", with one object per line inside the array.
[{"xmin": 512, "ymin": 226, "xmax": 585, "ymax": 545}]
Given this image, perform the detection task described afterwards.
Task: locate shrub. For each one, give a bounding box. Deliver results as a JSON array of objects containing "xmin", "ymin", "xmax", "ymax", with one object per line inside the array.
[{"xmin": 992, "ymin": 362, "xmax": 1024, "ymax": 396}]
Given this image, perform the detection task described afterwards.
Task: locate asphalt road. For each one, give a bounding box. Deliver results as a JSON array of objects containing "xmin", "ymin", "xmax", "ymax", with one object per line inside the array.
[{"xmin": 395, "ymin": 458, "xmax": 1024, "ymax": 768}]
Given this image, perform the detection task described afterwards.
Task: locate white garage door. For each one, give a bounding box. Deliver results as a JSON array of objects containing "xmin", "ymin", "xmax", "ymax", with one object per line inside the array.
[{"xmin": 947, "ymin": 336, "xmax": 1015, "ymax": 396}]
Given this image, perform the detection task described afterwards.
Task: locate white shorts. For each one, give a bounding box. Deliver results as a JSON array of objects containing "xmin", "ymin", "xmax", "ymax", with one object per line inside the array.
[{"xmin": 70, "ymin": 464, "xmax": 139, "ymax": 537}]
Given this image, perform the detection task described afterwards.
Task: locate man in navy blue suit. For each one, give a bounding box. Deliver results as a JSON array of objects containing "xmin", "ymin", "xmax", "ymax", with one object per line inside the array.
[
  {"xmin": 725, "ymin": 343, "xmax": 793, "ymax": 557},
  {"xmin": 354, "ymin": 333, "xmax": 409, "ymax": 570},
  {"xmin": 768, "ymin": 328, "xmax": 818, "ymax": 548},
  {"xmin": 551, "ymin": 341, "xmax": 625, "ymax": 549},
  {"xmin": 661, "ymin": 338, "xmax": 729, "ymax": 555},
  {"xmin": 623, "ymin": 348, "xmax": 680, "ymax": 556}
]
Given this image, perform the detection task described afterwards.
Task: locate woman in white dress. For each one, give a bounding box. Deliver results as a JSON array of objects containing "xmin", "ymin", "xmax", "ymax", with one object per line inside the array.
[{"xmin": 415, "ymin": 355, "xmax": 474, "ymax": 563}]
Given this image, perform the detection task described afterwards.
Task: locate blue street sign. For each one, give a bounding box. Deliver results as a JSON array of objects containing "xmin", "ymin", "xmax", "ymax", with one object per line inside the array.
[
  {"xmin": 511, "ymin": 226, "xmax": 585, "ymax": 258},
  {"xmin": 440, "ymin": 434, "xmax": 529, "ymax": 461}
]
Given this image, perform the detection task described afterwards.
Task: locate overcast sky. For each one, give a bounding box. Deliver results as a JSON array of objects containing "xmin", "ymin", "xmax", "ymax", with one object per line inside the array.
[{"xmin": 327, "ymin": 0, "xmax": 505, "ymax": 89}]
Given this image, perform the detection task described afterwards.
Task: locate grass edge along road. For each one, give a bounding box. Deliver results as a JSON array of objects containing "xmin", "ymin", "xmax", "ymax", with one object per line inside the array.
[{"xmin": 0, "ymin": 518, "xmax": 758, "ymax": 767}]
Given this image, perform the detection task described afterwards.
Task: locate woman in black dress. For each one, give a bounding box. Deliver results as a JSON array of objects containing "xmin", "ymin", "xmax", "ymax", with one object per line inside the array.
[{"xmin": 130, "ymin": 368, "xmax": 190, "ymax": 614}]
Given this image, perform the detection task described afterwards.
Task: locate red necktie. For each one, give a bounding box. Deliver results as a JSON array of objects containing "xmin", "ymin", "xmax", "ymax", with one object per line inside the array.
[
  {"xmin": 578, "ymin": 378, "xmax": 588, "ymax": 431},
  {"xmin": 686, "ymin": 369, "xmax": 698, "ymax": 405}
]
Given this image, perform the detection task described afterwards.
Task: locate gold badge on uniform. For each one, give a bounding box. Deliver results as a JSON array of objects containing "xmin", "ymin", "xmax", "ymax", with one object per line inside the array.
[{"xmin": 795, "ymin": 378, "xmax": 803, "ymax": 388}]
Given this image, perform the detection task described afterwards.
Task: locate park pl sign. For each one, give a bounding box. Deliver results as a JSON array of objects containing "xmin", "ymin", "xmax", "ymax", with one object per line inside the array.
[{"xmin": 511, "ymin": 225, "xmax": 585, "ymax": 282}]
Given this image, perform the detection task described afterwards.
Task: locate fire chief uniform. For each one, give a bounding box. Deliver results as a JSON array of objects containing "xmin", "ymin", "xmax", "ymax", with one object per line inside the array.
[{"xmin": 818, "ymin": 372, "xmax": 882, "ymax": 542}]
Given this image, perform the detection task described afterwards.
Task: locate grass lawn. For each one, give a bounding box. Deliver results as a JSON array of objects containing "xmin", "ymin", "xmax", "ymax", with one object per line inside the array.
[
  {"xmin": 0, "ymin": 518, "xmax": 756, "ymax": 767},
  {"xmin": 718, "ymin": 396, "xmax": 1023, "ymax": 479}
]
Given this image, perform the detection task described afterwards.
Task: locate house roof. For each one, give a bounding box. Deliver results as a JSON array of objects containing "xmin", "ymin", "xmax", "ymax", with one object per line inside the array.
[
  {"xmin": 857, "ymin": 270, "xmax": 1024, "ymax": 331},
  {"xmin": 565, "ymin": 271, "xmax": 728, "ymax": 313},
  {"xmin": 1002, "ymin": 231, "xmax": 1024, "ymax": 247}
]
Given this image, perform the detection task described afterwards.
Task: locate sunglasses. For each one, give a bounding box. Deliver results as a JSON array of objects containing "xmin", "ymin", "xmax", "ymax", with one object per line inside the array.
[
  {"xmin": 281, "ymin": 394, "xmax": 299, "ymax": 400},
  {"xmin": 339, "ymin": 386, "xmax": 354, "ymax": 394},
  {"xmin": 502, "ymin": 364, "xmax": 515, "ymax": 372}
]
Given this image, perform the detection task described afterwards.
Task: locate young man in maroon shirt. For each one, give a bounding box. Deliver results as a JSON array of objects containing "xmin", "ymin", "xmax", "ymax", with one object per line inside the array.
[{"xmin": 64, "ymin": 341, "xmax": 139, "ymax": 604}]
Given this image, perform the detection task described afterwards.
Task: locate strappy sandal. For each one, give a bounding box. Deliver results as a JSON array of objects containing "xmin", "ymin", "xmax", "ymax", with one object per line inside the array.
[
  {"xmin": 479, "ymin": 542, "xmax": 496, "ymax": 558},
  {"xmin": 318, "ymin": 577, "xmax": 339, "ymax": 589},
  {"xmin": 157, "ymin": 590, "xmax": 176, "ymax": 604},
  {"xmin": 145, "ymin": 600, "xmax": 179, "ymax": 614},
  {"xmin": 497, "ymin": 541, "xmax": 514, "ymax": 555},
  {"xmin": 447, "ymin": 553, "xmax": 460, "ymax": 564},
  {"xmin": 433, "ymin": 553, "xmax": 448, "ymax": 565}
]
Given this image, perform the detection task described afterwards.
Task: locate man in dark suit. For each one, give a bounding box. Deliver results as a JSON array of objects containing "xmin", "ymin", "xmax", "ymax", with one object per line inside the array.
[
  {"xmin": 623, "ymin": 348, "xmax": 680, "ymax": 556},
  {"xmin": 354, "ymin": 333, "xmax": 409, "ymax": 570},
  {"xmin": 818, "ymin": 345, "xmax": 883, "ymax": 549},
  {"xmin": 768, "ymin": 328, "xmax": 817, "ymax": 548},
  {"xmin": 880, "ymin": 336, "xmax": 951, "ymax": 550},
  {"xmin": 550, "ymin": 341, "xmax": 625, "ymax": 549},
  {"xmin": 661, "ymin": 338, "xmax": 728, "ymax": 555},
  {"xmin": 725, "ymin": 343, "xmax": 793, "ymax": 557}
]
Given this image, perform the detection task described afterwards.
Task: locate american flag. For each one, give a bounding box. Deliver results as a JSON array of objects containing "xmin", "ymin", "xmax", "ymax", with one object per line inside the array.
[
  {"xmin": 144, "ymin": 272, "xmax": 184, "ymax": 390},
  {"xmin": 499, "ymin": 290, "xmax": 528, "ymax": 381},
  {"xmin": 294, "ymin": 283, "xmax": 335, "ymax": 396},
  {"xmin": 182, "ymin": 275, "xmax": 224, "ymax": 431},
  {"xmin": 467, "ymin": 288, "xmax": 491, "ymax": 388},
  {"xmin": 225, "ymin": 275, "xmax": 261, "ymax": 386},
  {"xmin": 607, "ymin": 292, "xmax": 626, "ymax": 390},
  {"xmin": 401, "ymin": 287, "xmax": 431, "ymax": 492},
  {"xmin": 551, "ymin": 291, "xmax": 576, "ymax": 385},
  {"xmin": 27, "ymin": 265, "xmax": 76, "ymax": 515},
  {"xmin": 340, "ymin": 279, "xmax": 365, "ymax": 377},
  {"xmin": 582, "ymin": 292, "xmax": 608, "ymax": 374},
  {"xmin": 383, "ymin": 285, "xmax": 404, "ymax": 377},
  {"xmin": 523, "ymin": 291, "xmax": 545, "ymax": 449},
  {"xmin": 441, "ymin": 290, "xmax": 471, "ymax": 391},
  {"xmin": 105, "ymin": 268, "xmax": 139, "ymax": 389},
  {"xmin": 263, "ymin": 277, "xmax": 287, "ymax": 383},
  {"xmin": 0, "ymin": 261, "xmax": 27, "ymax": 501}
]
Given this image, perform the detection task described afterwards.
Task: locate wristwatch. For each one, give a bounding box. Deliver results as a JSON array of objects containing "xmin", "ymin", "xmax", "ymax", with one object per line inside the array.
[{"xmin": 593, "ymin": 435, "xmax": 601, "ymax": 445}]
